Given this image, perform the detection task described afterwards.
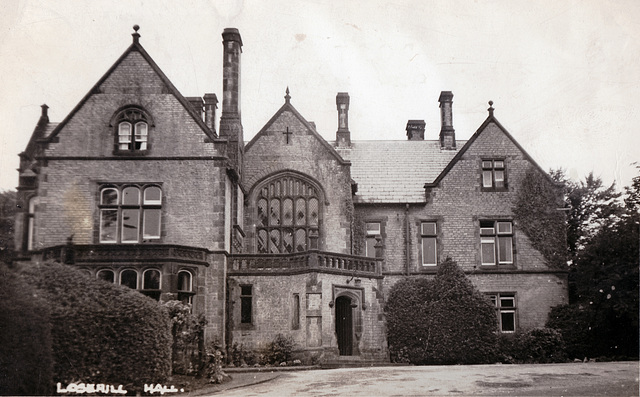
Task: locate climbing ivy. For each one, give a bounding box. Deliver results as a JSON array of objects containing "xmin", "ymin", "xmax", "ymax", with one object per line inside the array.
[{"xmin": 512, "ymin": 166, "xmax": 567, "ymax": 269}]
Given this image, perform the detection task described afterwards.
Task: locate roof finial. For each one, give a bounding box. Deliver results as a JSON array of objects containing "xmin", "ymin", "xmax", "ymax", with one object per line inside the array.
[
  {"xmin": 285, "ymin": 86, "xmax": 291, "ymax": 103},
  {"xmin": 132, "ymin": 25, "xmax": 141, "ymax": 44},
  {"xmin": 488, "ymin": 100, "xmax": 494, "ymax": 117}
]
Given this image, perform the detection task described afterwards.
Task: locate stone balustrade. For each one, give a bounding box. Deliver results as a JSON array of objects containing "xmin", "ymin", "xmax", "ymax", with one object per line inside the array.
[{"xmin": 230, "ymin": 250, "xmax": 382, "ymax": 277}]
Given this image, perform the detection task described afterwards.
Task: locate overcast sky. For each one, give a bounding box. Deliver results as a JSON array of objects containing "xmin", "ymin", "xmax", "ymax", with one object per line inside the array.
[{"xmin": 1, "ymin": 0, "xmax": 638, "ymax": 192}]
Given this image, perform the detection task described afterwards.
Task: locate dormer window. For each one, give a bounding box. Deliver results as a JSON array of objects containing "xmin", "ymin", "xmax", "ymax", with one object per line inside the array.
[{"xmin": 113, "ymin": 107, "xmax": 151, "ymax": 154}]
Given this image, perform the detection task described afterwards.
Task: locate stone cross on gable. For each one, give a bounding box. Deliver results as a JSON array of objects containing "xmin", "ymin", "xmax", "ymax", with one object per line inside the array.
[{"xmin": 282, "ymin": 126, "xmax": 292, "ymax": 144}]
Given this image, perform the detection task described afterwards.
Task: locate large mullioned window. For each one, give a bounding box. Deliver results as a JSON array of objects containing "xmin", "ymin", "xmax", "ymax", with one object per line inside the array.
[
  {"xmin": 255, "ymin": 175, "xmax": 320, "ymax": 253},
  {"xmin": 99, "ymin": 185, "xmax": 162, "ymax": 243},
  {"xmin": 480, "ymin": 220, "xmax": 513, "ymax": 265}
]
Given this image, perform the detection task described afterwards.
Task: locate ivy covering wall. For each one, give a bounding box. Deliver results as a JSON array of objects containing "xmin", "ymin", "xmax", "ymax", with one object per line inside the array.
[{"xmin": 513, "ymin": 166, "xmax": 567, "ymax": 269}]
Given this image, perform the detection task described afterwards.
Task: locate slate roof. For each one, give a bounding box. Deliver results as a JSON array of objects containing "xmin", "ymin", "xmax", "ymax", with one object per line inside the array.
[{"xmin": 342, "ymin": 140, "xmax": 465, "ymax": 204}]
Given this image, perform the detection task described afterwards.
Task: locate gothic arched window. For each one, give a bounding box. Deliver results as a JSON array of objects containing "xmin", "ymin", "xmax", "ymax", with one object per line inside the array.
[
  {"xmin": 255, "ymin": 175, "xmax": 320, "ymax": 253},
  {"xmin": 112, "ymin": 107, "xmax": 152, "ymax": 153}
]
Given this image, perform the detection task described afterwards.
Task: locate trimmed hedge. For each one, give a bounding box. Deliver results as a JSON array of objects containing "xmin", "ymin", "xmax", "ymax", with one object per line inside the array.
[
  {"xmin": 18, "ymin": 261, "xmax": 172, "ymax": 392},
  {"xmin": 498, "ymin": 328, "xmax": 566, "ymax": 363},
  {"xmin": 386, "ymin": 258, "xmax": 498, "ymax": 364},
  {"xmin": 0, "ymin": 263, "xmax": 54, "ymax": 395}
]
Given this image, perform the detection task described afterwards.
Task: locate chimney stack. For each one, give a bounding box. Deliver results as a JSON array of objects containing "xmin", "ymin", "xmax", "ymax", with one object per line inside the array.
[
  {"xmin": 219, "ymin": 28, "xmax": 244, "ymax": 175},
  {"xmin": 438, "ymin": 91, "xmax": 456, "ymax": 149},
  {"xmin": 221, "ymin": 28, "xmax": 242, "ymax": 122},
  {"xmin": 406, "ymin": 120, "xmax": 426, "ymax": 140},
  {"xmin": 203, "ymin": 93, "xmax": 218, "ymax": 134},
  {"xmin": 336, "ymin": 92, "xmax": 350, "ymax": 148}
]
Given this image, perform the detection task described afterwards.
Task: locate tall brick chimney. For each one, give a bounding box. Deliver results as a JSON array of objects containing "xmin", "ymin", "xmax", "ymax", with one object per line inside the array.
[
  {"xmin": 336, "ymin": 92, "xmax": 350, "ymax": 148},
  {"xmin": 219, "ymin": 28, "xmax": 244, "ymax": 175},
  {"xmin": 406, "ymin": 120, "xmax": 426, "ymax": 140},
  {"xmin": 438, "ymin": 91, "xmax": 456, "ymax": 149}
]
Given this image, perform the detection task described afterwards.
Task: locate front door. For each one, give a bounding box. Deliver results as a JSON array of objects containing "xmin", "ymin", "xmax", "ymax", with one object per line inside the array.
[{"xmin": 335, "ymin": 296, "xmax": 353, "ymax": 356}]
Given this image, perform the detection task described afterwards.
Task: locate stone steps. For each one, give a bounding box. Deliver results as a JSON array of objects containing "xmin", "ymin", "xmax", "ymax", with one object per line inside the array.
[{"xmin": 321, "ymin": 357, "xmax": 405, "ymax": 369}]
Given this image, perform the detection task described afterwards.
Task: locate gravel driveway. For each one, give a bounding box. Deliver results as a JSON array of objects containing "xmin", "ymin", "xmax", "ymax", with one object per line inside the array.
[{"xmin": 208, "ymin": 361, "xmax": 639, "ymax": 396}]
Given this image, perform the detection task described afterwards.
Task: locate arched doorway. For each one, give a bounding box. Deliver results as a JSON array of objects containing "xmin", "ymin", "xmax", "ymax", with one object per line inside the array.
[{"xmin": 335, "ymin": 296, "xmax": 353, "ymax": 356}]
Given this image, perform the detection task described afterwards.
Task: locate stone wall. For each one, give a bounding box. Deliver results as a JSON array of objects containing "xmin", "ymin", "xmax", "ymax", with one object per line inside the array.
[{"xmin": 228, "ymin": 271, "xmax": 387, "ymax": 362}]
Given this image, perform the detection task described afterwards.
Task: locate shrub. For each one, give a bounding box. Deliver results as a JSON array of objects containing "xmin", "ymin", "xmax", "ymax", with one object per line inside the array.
[
  {"xmin": 386, "ymin": 258, "xmax": 498, "ymax": 365},
  {"xmin": 546, "ymin": 304, "xmax": 594, "ymax": 359},
  {"xmin": 204, "ymin": 340, "xmax": 227, "ymax": 384},
  {"xmin": 163, "ymin": 300, "xmax": 206, "ymax": 375},
  {"xmin": 18, "ymin": 261, "xmax": 172, "ymax": 393},
  {"xmin": 230, "ymin": 343, "xmax": 257, "ymax": 367},
  {"xmin": 498, "ymin": 328, "xmax": 566, "ymax": 363},
  {"xmin": 262, "ymin": 334, "xmax": 294, "ymax": 365},
  {"xmin": 0, "ymin": 263, "xmax": 54, "ymax": 395}
]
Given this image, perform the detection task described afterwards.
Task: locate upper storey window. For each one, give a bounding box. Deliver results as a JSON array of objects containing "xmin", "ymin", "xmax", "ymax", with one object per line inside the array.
[
  {"xmin": 113, "ymin": 108, "xmax": 150, "ymax": 153},
  {"xmin": 481, "ymin": 159, "xmax": 506, "ymax": 191},
  {"xmin": 255, "ymin": 175, "xmax": 320, "ymax": 253},
  {"xmin": 99, "ymin": 185, "xmax": 162, "ymax": 243}
]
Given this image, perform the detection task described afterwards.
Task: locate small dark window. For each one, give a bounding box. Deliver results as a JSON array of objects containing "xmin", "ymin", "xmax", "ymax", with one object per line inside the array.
[
  {"xmin": 97, "ymin": 269, "xmax": 115, "ymax": 283},
  {"xmin": 142, "ymin": 268, "xmax": 161, "ymax": 300},
  {"xmin": 292, "ymin": 294, "xmax": 300, "ymax": 330},
  {"xmin": 120, "ymin": 269, "xmax": 138, "ymax": 289},
  {"xmin": 240, "ymin": 285, "xmax": 253, "ymax": 324},
  {"xmin": 365, "ymin": 222, "xmax": 381, "ymax": 258}
]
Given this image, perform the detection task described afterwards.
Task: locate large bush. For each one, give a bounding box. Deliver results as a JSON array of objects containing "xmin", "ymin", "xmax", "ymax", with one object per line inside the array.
[
  {"xmin": 386, "ymin": 258, "xmax": 498, "ymax": 364},
  {"xmin": 0, "ymin": 263, "xmax": 54, "ymax": 395},
  {"xmin": 18, "ymin": 261, "xmax": 172, "ymax": 392}
]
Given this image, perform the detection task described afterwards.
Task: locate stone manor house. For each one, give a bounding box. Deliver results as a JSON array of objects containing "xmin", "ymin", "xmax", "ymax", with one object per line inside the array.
[{"xmin": 15, "ymin": 27, "xmax": 568, "ymax": 363}]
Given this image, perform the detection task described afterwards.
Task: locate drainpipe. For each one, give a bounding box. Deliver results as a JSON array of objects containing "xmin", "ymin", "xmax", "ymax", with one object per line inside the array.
[{"xmin": 405, "ymin": 203, "xmax": 411, "ymax": 276}]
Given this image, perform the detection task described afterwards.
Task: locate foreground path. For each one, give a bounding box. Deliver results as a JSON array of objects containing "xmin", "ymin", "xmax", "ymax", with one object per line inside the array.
[{"xmin": 209, "ymin": 362, "xmax": 639, "ymax": 396}]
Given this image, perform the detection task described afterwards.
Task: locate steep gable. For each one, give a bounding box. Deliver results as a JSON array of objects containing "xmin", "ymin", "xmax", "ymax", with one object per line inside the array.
[
  {"xmin": 245, "ymin": 94, "xmax": 348, "ymax": 167},
  {"xmin": 427, "ymin": 111, "xmax": 560, "ymax": 189},
  {"xmin": 40, "ymin": 32, "xmax": 220, "ymax": 158}
]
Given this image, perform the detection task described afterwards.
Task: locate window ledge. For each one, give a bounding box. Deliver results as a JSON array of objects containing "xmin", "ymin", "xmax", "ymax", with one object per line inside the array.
[
  {"xmin": 481, "ymin": 187, "xmax": 509, "ymax": 193},
  {"xmin": 112, "ymin": 150, "xmax": 149, "ymax": 156},
  {"xmin": 479, "ymin": 264, "xmax": 517, "ymax": 271}
]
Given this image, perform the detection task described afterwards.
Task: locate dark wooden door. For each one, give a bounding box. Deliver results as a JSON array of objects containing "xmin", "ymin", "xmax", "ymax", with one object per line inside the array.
[{"xmin": 335, "ymin": 296, "xmax": 353, "ymax": 356}]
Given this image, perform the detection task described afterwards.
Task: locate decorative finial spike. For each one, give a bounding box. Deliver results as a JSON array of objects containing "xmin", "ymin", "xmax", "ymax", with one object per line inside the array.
[
  {"xmin": 285, "ymin": 86, "xmax": 291, "ymax": 103},
  {"xmin": 132, "ymin": 25, "xmax": 141, "ymax": 43},
  {"xmin": 488, "ymin": 100, "xmax": 494, "ymax": 116}
]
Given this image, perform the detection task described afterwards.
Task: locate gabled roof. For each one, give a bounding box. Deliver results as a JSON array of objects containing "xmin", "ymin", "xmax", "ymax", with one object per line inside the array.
[
  {"xmin": 425, "ymin": 112, "xmax": 560, "ymax": 188},
  {"xmin": 44, "ymin": 31, "xmax": 217, "ymax": 143},
  {"xmin": 245, "ymin": 96, "xmax": 350, "ymax": 165},
  {"xmin": 346, "ymin": 140, "xmax": 464, "ymax": 203}
]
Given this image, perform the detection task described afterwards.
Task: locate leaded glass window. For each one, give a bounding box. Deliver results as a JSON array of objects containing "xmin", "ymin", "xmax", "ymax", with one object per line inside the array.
[{"xmin": 256, "ymin": 175, "xmax": 321, "ymax": 253}]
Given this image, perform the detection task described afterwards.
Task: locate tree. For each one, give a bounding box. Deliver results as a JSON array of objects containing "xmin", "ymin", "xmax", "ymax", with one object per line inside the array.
[
  {"xmin": 547, "ymin": 168, "xmax": 639, "ymax": 359},
  {"xmin": 558, "ymin": 171, "xmax": 621, "ymax": 256},
  {"xmin": 0, "ymin": 189, "xmax": 17, "ymax": 262}
]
